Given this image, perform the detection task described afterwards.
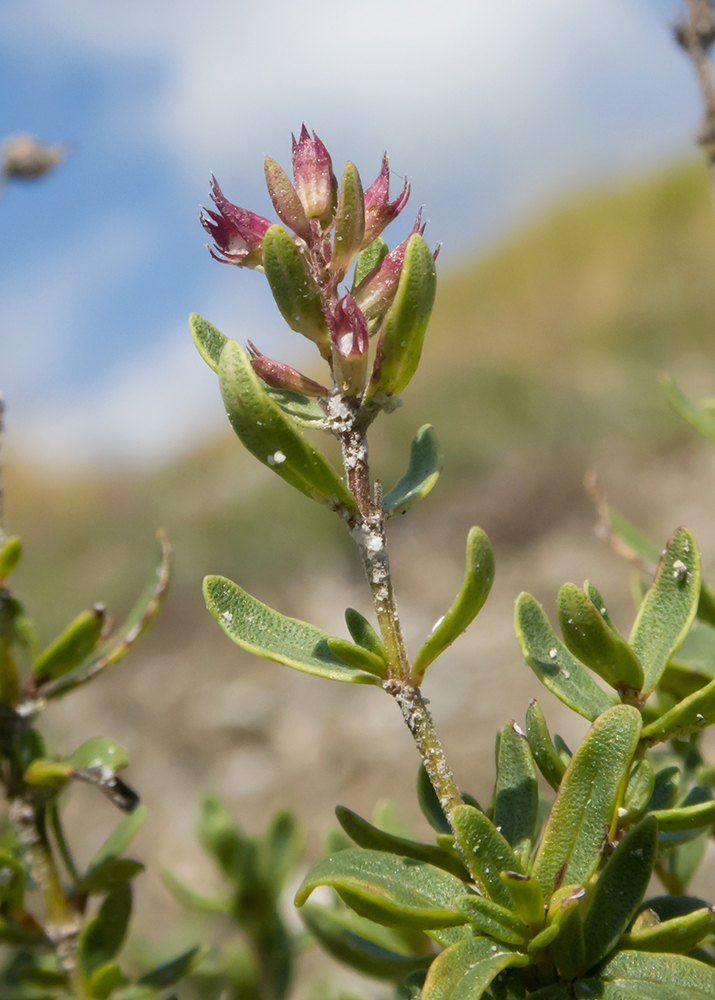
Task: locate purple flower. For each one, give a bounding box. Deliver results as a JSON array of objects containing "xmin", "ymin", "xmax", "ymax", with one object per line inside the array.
[
  {"xmin": 247, "ymin": 342, "xmax": 328, "ymax": 397},
  {"xmin": 362, "ymin": 154, "xmax": 410, "ymax": 246},
  {"xmin": 292, "ymin": 125, "xmax": 337, "ymax": 222},
  {"xmin": 201, "ymin": 176, "xmax": 272, "ymax": 269}
]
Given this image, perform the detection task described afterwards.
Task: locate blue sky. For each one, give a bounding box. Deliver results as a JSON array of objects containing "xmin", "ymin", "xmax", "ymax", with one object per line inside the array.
[{"xmin": 0, "ymin": 0, "xmax": 701, "ymax": 467}]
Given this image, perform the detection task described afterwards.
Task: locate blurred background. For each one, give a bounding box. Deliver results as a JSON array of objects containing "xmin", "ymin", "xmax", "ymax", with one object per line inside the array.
[{"xmin": 4, "ymin": 0, "xmax": 715, "ymax": 986}]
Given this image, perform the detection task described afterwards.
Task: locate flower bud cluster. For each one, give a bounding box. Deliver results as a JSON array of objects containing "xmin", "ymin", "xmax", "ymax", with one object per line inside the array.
[{"xmin": 200, "ymin": 126, "xmax": 436, "ymax": 406}]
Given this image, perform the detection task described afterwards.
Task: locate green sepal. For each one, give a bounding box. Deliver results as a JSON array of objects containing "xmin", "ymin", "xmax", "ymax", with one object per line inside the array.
[
  {"xmin": 413, "ymin": 528, "xmax": 494, "ymax": 681},
  {"xmin": 450, "ymin": 804, "xmax": 524, "ymax": 908},
  {"xmin": 576, "ymin": 949, "xmax": 715, "ymax": 998},
  {"xmin": 78, "ymin": 884, "xmax": 132, "ymax": 981},
  {"xmin": 218, "ymin": 339, "xmax": 355, "ymax": 512},
  {"xmin": 557, "ymin": 583, "xmax": 644, "ymax": 692},
  {"xmin": 138, "ymin": 945, "xmax": 207, "ymax": 989},
  {"xmin": 204, "ymin": 576, "xmax": 380, "ymax": 685},
  {"xmin": 578, "ymin": 815, "xmax": 658, "ymax": 976},
  {"xmin": 189, "ymin": 312, "xmax": 227, "ymax": 372},
  {"xmin": 661, "ymin": 373, "xmax": 715, "ymax": 442},
  {"xmin": 295, "ymin": 849, "xmax": 469, "ymax": 929},
  {"xmin": 33, "ymin": 606, "xmax": 105, "ymax": 683},
  {"xmin": 300, "ymin": 903, "xmax": 433, "ymax": 983},
  {"xmin": 622, "ymin": 758, "xmax": 655, "ymax": 821},
  {"xmin": 37, "ymin": 534, "xmax": 170, "ymax": 699},
  {"xmin": 515, "ymin": 594, "xmax": 617, "ymax": 721},
  {"xmin": 492, "ymin": 721, "xmax": 538, "ymax": 865},
  {"xmin": 498, "ymin": 872, "xmax": 545, "ymax": 929},
  {"xmin": 0, "ymin": 537, "xmax": 22, "ymax": 579},
  {"xmin": 620, "ymin": 905, "xmax": 715, "ymax": 954},
  {"xmin": 533, "ymin": 705, "xmax": 642, "ymax": 897},
  {"xmin": 641, "ymin": 675, "xmax": 715, "ymax": 744},
  {"xmin": 335, "ymin": 806, "xmax": 468, "ymax": 880},
  {"xmin": 327, "ymin": 638, "xmax": 387, "ymax": 678},
  {"xmin": 345, "ymin": 608, "xmax": 386, "ymax": 661},
  {"xmin": 419, "ymin": 935, "xmax": 529, "ymax": 1000},
  {"xmin": 456, "ymin": 895, "xmax": 530, "ymax": 947},
  {"xmin": 382, "ymin": 424, "xmax": 442, "ymax": 518},
  {"xmin": 353, "ymin": 237, "xmax": 389, "ymax": 289},
  {"xmin": 262, "ymin": 225, "xmax": 330, "ymax": 353},
  {"xmin": 525, "ymin": 701, "xmax": 566, "ymax": 792},
  {"xmin": 332, "ymin": 161, "xmax": 365, "ymax": 276},
  {"xmin": 629, "ymin": 528, "xmax": 701, "ymax": 695},
  {"xmin": 417, "ymin": 764, "xmax": 451, "ymax": 834},
  {"xmin": 369, "ymin": 234, "xmax": 436, "ymax": 399}
]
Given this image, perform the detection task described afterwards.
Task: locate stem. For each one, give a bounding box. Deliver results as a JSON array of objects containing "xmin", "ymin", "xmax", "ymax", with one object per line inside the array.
[
  {"xmin": 340, "ymin": 420, "xmax": 464, "ymax": 818},
  {"xmin": 681, "ymin": 0, "xmax": 715, "ymax": 211},
  {"xmin": 0, "ymin": 395, "xmax": 5, "ymax": 547}
]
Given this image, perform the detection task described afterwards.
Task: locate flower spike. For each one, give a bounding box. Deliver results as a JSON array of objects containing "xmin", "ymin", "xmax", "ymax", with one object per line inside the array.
[
  {"xmin": 201, "ymin": 176, "xmax": 272, "ymax": 269},
  {"xmin": 247, "ymin": 342, "xmax": 329, "ymax": 397},
  {"xmin": 362, "ymin": 153, "xmax": 411, "ymax": 246},
  {"xmin": 291, "ymin": 125, "xmax": 337, "ymax": 223}
]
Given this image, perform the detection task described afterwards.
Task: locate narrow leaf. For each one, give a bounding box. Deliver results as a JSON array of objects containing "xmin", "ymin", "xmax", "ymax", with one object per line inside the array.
[
  {"xmin": 413, "ymin": 528, "xmax": 494, "ymax": 681},
  {"xmin": 661, "ymin": 373, "xmax": 715, "ymax": 442},
  {"xmin": 327, "ymin": 638, "xmax": 387, "ymax": 678},
  {"xmin": 622, "ymin": 758, "xmax": 655, "ymax": 821},
  {"xmin": 138, "ymin": 946, "xmax": 207, "ymax": 989},
  {"xmin": 345, "ymin": 608, "xmax": 386, "ymax": 661},
  {"xmin": 417, "ymin": 764, "xmax": 451, "ymax": 834},
  {"xmin": 651, "ymin": 797, "xmax": 715, "ymax": 832},
  {"xmin": 420, "ymin": 935, "xmax": 528, "ymax": 1000},
  {"xmin": 629, "ymin": 528, "xmax": 701, "ymax": 695},
  {"xmin": 515, "ymin": 594, "xmax": 616, "ymax": 721},
  {"xmin": 189, "ymin": 312, "xmax": 227, "ymax": 372},
  {"xmin": 451, "ymin": 804, "xmax": 524, "ymax": 909},
  {"xmin": 576, "ymin": 949, "xmax": 715, "ymax": 999},
  {"xmin": 333, "ymin": 162, "xmax": 365, "ymax": 276},
  {"xmin": 621, "ymin": 906, "xmax": 715, "ymax": 954},
  {"xmin": 533, "ymin": 705, "xmax": 642, "ymax": 897},
  {"xmin": 262, "ymin": 225, "xmax": 330, "ymax": 352},
  {"xmin": 493, "ymin": 722, "xmax": 538, "ymax": 865},
  {"xmin": 295, "ymin": 849, "xmax": 469, "ymax": 929},
  {"xmin": 88, "ymin": 805, "xmax": 148, "ymax": 871},
  {"xmin": 159, "ymin": 869, "xmax": 230, "ymax": 913},
  {"xmin": 526, "ymin": 701, "xmax": 566, "ymax": 792},
  {"xmin": 456, "ymin": 895, "xmax": 529, "ymax": 947},
  {"xmin": 218, "ymin": 339, "xmax": 355, "ymax": 513},
  {"xmin": 78, "ymin": 885, "xmax": 132, "ymax": 980},
  {"xmin": 353, "ymin": 237, "xmax": 389, "ymax": 289},
  {"xmin": 204, "ymin": 576, "xmax": 380, "ymax": 685},
  {"xmin": 382, "ymin": 424, "xmax": 442, "ymax": 518},
  {"xmin": 641, "ymin": 675, "xmax": 715, "ymax": 744}
]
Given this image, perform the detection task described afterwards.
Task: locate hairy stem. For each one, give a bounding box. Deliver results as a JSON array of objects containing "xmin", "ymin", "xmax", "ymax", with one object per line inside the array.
[{"xmin": 341, "ymin": 421, "xmax": 464, "ymax": 817}]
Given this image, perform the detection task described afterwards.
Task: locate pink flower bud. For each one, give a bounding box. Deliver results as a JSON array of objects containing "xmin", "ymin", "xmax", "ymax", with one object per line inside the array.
[
  {"xmin": 362, "ymin": 154, "xmax": 410, "ymax": 246},
  {"xmin": 328, "ymin": 293, "xmax": 370, "ymax": 397},
  {"xmin": 354, "ymin": 210, "xmax": 428, "ymax": 329},
  {"xmin": 201, "ymin": 176, "xmax": 272, "ymax": 269},
  {"xmin": 292, "ymin": 125, "xmax": 337, "ymax": 222},
  {"xmin": 247, "ymin": 342, "xmax": 329, "ymax": 397}
]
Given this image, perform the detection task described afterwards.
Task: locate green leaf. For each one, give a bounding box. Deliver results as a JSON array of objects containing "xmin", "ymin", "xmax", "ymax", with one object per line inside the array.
[
  {"xmin": 629, "ymin": 528, "xmax": 701, "ymax": 695},
  {"xmin": 497, "ymin": 872, "xmax": 544, "ymax": 929},
  {"xmin": 0, "ymin": 849, "xmax": 25, "ymax": 910},
  {"xmin": 138, "ymin": 945, "xmax": 207, "ymax": 989},
  {"xmin": 662, "ymin": 624, "xmax": 715, "ymax": 699},
  {"xmin": 81, "ymin": 805, "xmax": 148, "ymax": 893},
  {"xmin": 661, "ymin": 373, "xmax": 715, "ymax": 443},
  {"xmin": 646, "ymin": 765, "xmax": 680, "ymax": 811},
  {"xmin": 78, "ymin": 884, "xmax": 132, "ymax": 980},
  {"xmin": 204, "ymin": 576, "xmax": 380, "ymax": 685},
  {"xmin": 295, "ymin": 849, "xmax": 469, "ymax": 929},
  {"xmin": 88, "ymin": 964, "xmax": 128, "ymax": 1000},
  {"xmin": 218, "ymin": 339, "xmax": 355, "ymax": 513},
  {"xmin": 38, "ymin": 533, "xmax": 170, "ymax": 699},
  {"xmin": 335, "ymin": 806, "xmax": 467, "ymax": 880},
  {"xmin": 533, "ymin": 705, "xmax": 642, "ymax": 897},
  {"xmin": 333, "ymin": 162, "xmax": 365, "ymax": 275},
  {"xmin": 420, "ymin": 935, "xmax": 529, "ymax": 1000},
  {"xmin": 576, "ymin": 949, "xmax": 715, "ymax": 999},
  {"xmin": 413, "ymin": 528, "xmax": 495, "ymax": 681},
  {"xmin": 622, "ymin": 758, "xmax": 655, "ymax": 821},
  {"xmin": 456, "ymin": 896, "xmax": 529, "ymax": 947},
  {"xmin": 369, "ymin": 234, "xmax": 437, "ymax": 399},
  {"xmin": 417, "ymin": 764, "xmax": 451, "ymax": 834},
  {"xmin": 189, "ymin": 312, "xmax": 227, "ymax": 372},
  {"xmin": 639, "ymin": 895, "xmax": 710, "ymax": 922},
  {"xmin": 450, "ymin": 805, "xmax": 524, "ymax": 908},
  {"xmin": 263, "ymin": 386, "xmax": 325, "ymax": 426},
  {"xmin": 80, "ymin": 859, "xmax": 144, "ymax": 895},
  {"xmin": 492, "ymin": 722, "xmax": 538, "ymax": 865},
  {"xmin": 345, "ymin": 608, "xmax": 386, "ymax": 661},
  {"xmin": 264, "ymin": 809, "xmax": 302, "ymax": 892},
  {"xmin": 578, "ymin": 816, "xmax": 658, "ymax": 976},
  {"xmin": 651, "ymin": 796, "xmax": 715, "ymax": 832},
  {"xmin": 621, "ymin": 905, "xmax": 715, "ymax": 954},
  {"xmin": 557, "ymin": 584, "xmax": 643, "ymax": 692},
  {"xmin": 382, "ymin": 425, "xmax": 442, "ymax": 518},
  {"xmin": 70, "ymin": 738, "xmax": 128, "ymax": 774},
  {"xmin": 525, "ymin": 701, "xmax": 566, "ymax": 792},
  {"xmin": 159, "ymin": 869, "xmax": 231, "ymax": 913},
  {"xmin": 515, "ymin": 594, "xmax": 617, "ymax": 721},
  {"xmin": 550, "ymin": 891, "xmax": 586, "ymax": 980},
  {"xmin": 0, "ymin": 536, "xmax": 22, "ymax": 579},
  {"xmin": 327, "ymin": 638, "xmax": 387, "ymax": 678},
  {"xmin": 197, "ymin": 794, "xmax": 243, "ymax": 876},
  {"xmin": 301, "ymin": 903, "xmax": 433, "ymax": 983},
  {"xmin": 353, "ymin": 237, "xmax": 389, "ymax": 289},
  {"xmin": 262, "ymin": 225, "xmax": 330, "ymax": 352},
  {"xmin": 641, "ymin": 676, "xmax": 715, "ymax": 744},
  {"xmin": 33, "ymin": 606, "xmax": 104, "ymax": 683}
]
